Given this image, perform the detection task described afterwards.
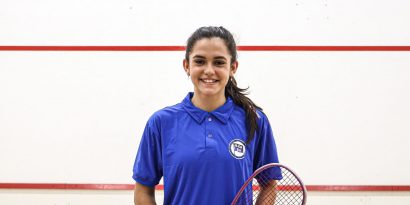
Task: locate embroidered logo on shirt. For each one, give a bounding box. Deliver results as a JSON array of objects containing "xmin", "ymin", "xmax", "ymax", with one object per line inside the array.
[{"xmin": 229, "ymin": 139, "xmax": 246, "ymax": 159}]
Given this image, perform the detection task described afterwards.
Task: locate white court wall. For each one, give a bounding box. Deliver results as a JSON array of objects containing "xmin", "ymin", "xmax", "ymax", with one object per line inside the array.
[
  {"xmin": 1, "ymin": 0, "xmax": 410, "ymax": 204},
  {"xmin": 1, "ymin": 0, "xmax": 410, "ymax": 45},
  {"xmin": 0, "ymin": 190, "xmax": 410, "ymax": 205}
]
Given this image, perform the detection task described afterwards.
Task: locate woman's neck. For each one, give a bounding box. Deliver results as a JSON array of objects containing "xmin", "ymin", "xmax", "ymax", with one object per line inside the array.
[{"xmin": 191, "ymin": 93, "xmax": 226, "ymax": 112}]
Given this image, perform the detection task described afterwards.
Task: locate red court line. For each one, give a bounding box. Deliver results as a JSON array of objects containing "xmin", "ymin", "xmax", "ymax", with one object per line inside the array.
[
  {"xmin": 1, "ymin": 46, "xmax": 410, "ymax": 51},
  {"xmin": 1, "ymin": 183, "xmax": 410, "ymax": 191},
  {"xmin": 0, "ymin": 46, "xmax": 185, "ymax": 51},
  {"xmin": 307, "ymin": 185, "xmax": 410, "ymax": 192},
  {"xmin": 238, "ymin": 46, "xmax": 410, "ymax": 51},
  {"xmin": 0, "ymin": 183, "xmax": 135, "ymax": 190}
]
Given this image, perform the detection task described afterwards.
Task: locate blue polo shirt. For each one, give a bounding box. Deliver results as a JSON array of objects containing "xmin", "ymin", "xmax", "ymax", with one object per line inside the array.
[{"xmin": 133, "ymin": 93, "xmax": 280, "ymax": 205}]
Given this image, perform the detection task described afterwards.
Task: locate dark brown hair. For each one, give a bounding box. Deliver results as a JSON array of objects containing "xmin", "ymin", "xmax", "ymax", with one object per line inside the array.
[{"xmin": 185, "ymin": 26, "xmax": 262, "ymax": 144}]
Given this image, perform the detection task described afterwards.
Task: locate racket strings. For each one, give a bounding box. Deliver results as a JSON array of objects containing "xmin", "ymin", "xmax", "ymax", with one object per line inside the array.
[{"xmin": 235, "ymin": 167, "xmax": 305, "ymax": 205}]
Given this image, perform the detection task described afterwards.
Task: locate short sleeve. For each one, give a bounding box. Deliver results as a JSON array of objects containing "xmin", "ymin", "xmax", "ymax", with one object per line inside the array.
[
  {"xmin": 132, "ymin": 115, "xmax": 163, "ymax": 187},
  {"xmin": 253, "ymin": 111, "xmax": 281, "ymax": 180}
]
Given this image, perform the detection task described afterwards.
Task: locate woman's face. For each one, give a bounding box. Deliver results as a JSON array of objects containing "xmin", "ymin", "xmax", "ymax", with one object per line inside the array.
[{"xmin": 184, "ymin": 37, "xmax": 238, "ymax": 99}]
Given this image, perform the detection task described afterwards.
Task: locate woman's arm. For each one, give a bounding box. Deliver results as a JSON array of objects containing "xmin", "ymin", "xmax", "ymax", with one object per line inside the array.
[
  {"xmin": 255, "ymin": 180, "xmax": 277, "ymax": 205},
  {"xmin": 134, "ymin": 182, "xmax": 156, "ymax": 205}
]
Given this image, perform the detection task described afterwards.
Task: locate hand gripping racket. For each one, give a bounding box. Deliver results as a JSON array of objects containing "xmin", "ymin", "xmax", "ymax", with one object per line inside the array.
[{"xmin": 231, "ymin": 163, "xmax": 307, "ymax": 205}]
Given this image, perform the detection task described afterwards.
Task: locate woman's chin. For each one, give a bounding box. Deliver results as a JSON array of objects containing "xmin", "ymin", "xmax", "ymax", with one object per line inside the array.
[{"xmin": 196, "ymin": 88, "xmax": 223, "ymax": 98}]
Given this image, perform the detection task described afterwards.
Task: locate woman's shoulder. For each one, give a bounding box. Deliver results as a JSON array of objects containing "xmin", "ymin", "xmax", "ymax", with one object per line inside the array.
[
  {"xmin": 230, "ymin": 104, "xmax": 269, "ymax": 120},
  {"xmin": 147, "ymin": 102, "xmax": 184, "ymax": 123},
  {"xmin": 255, "ymin": 109, "xmax": 271, "ymax": 125}
]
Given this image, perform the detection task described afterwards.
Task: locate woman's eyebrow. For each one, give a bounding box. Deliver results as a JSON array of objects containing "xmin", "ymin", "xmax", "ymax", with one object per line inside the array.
[
  {"xmin": 192, "ymin": 55, "xmax": 206, "ymax": 59},
  {"xmin": 192, "ymin": 55, "xmax": 227, "ymax": 60},
  {"xmin": 214, "ymin": 56, "xmax": 227, "ymax": 60}
]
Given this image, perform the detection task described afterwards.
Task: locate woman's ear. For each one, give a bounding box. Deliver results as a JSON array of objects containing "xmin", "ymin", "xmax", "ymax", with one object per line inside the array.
[
  {"xmin": 183, "ymin": 59, "xmax": 190, "ymax": 76},
  {"xmin": 230, "ymin": 61, "xmax": 239, "ymax": 76}
]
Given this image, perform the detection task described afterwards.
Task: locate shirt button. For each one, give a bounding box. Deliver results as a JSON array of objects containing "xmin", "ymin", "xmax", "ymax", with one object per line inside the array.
[
  {"xmin": 208, "ymin": 117, "xmax": 212, "ymax": 122},
  {"xmin": 208, "ymin": 134, "xmax": 213, "ymax": 138}
]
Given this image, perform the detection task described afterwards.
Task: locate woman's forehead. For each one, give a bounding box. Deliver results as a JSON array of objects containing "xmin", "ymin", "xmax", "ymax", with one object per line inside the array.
[{"xmin": 190, "ymin": 38, "xmax": 230, "ymax": 57}]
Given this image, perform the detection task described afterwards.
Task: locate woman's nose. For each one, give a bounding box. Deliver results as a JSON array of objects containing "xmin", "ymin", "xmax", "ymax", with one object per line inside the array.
[{"xmin": 204, "ymin": 63, "xmax": 215, "ymax": 75}]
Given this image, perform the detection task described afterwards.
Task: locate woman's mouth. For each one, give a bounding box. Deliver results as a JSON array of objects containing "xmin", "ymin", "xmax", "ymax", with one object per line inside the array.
[{"xmin": 200, "ymin": 79, "xmax": 218, "ymax": 84}]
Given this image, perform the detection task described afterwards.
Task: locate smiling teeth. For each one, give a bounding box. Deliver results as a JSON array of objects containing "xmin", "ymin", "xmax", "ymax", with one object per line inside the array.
[{"xmin": 203, "ymin": 79, "xmax": 216, "ymax": 83}]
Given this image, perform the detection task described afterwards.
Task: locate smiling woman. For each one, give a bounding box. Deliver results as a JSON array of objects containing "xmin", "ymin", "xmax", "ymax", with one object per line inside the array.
[
  {"xmin": 183, "ymin": 37, "xmax": 237, "ymax": 112},
  {"xmin": 132, "ymin": 26, "xmax": 280, "ymax": 205}
]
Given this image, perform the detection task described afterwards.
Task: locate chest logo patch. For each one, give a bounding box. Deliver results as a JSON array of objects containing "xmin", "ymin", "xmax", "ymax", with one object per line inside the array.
[{"xmin": 229, "ymin": 139, "xmax": 246, "ymax": 159}]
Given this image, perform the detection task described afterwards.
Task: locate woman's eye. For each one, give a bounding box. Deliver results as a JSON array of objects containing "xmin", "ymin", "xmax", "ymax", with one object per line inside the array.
[
  {"xmin": 214, "ymin": 61, "xmax": 226, "ymax": 66},
  {"xmin": 194, "ymin": 60, "xmax": 205, "ymax": 65}
]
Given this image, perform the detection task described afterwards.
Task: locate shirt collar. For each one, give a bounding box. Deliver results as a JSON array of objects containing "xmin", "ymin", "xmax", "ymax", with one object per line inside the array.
[{"xmin": 182, "ymin": 92, "xmax": 235, "ymax": 124}]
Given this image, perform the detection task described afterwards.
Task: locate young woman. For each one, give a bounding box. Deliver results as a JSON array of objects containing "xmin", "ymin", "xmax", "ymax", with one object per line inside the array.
[{"xmin": 133, "ymin": 26, "xmax": 280, "ymax": 205}]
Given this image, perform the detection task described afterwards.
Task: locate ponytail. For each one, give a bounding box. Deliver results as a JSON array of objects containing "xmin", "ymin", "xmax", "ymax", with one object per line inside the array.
[{"xmin": 225, "ymin": 76, "xmax": 262, "ymax": 144}]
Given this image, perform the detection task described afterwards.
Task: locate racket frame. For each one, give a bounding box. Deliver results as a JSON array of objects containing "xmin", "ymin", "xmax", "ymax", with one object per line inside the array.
[{"xmin": 231, "ymin": 163, "xmax": 307, "ymax": 205}]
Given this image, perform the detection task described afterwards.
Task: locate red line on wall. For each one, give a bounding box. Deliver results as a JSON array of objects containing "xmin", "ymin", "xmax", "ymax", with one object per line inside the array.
[
  {"xmin": 1, "ymin": 183, "xmax": 410, "ymax": 191},
  {"xmin": 0, "ymin": 183, "xmax": 135, "ymax": 190},
  {"xmin": 1, "ymin": 46, "xmax": 410, "ymax": 51},
  {"xmin": 307, "ymin": 185, "xmax": 410, "ymax": 192},
  {"xmin": 238, "ymin": 46, "xmax": 410, "ymax": 51},
  {"xmin": 0, "ymin": 46, "xmax": 186, "ymax": 51}
]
